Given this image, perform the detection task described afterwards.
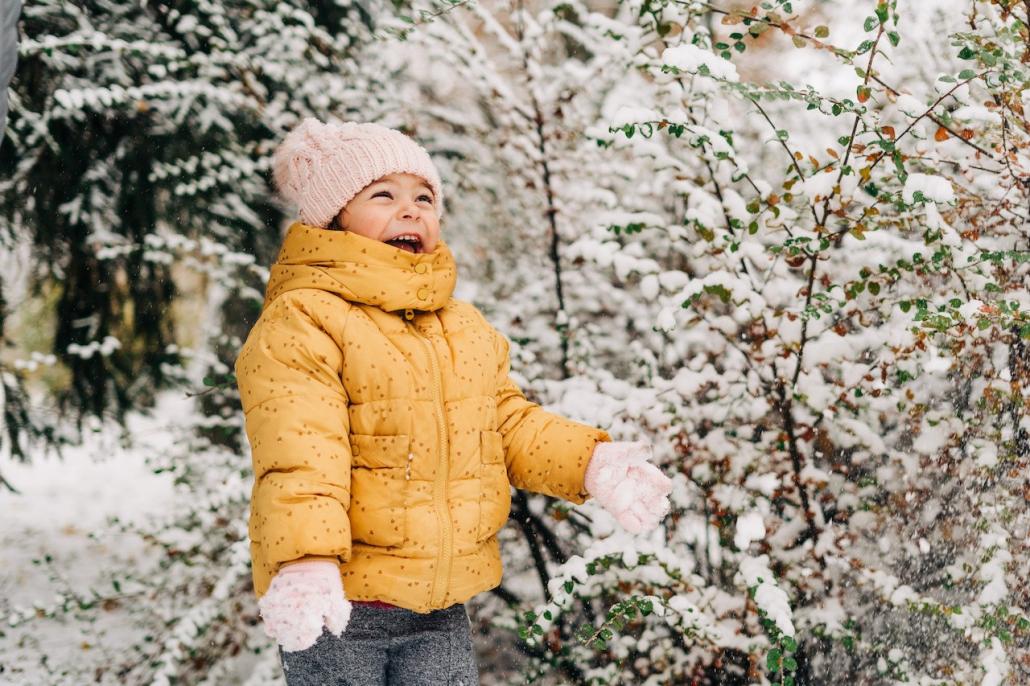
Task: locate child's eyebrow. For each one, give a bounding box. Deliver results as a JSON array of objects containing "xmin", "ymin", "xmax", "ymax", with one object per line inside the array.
[{"xmin": 371, "ymin": 180, "xmax": 435, "ymax": 197}]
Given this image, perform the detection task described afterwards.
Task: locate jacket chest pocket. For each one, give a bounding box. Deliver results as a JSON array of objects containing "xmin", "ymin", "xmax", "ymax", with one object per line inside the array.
[
  {"xmin": 349, "ymin": 434, "xmax": 410, "ymax": 548},
  {"xmin": 477, "ymin": 430, "xmax": 512, "ymax": 542}
]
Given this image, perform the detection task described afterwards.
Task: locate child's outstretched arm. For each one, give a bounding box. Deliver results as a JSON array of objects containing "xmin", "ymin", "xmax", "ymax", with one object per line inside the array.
[
  {"xmin": 489, "ymin": 323, "xmax": 674, "ymax": 534},
  {"xmin": 489, "ymin": 325, "xmax": 611, "ymax": 505},
  {"xmin": 235, "ymin": 290, "xmax": 353, "ymax": 578}
]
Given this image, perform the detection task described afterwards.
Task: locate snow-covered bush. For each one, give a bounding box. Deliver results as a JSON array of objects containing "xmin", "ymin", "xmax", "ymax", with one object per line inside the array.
[
  {"xmin": 2, "ymin": 0, "xmax": 1027, "ymax": 684},
  {"xmin": 472, "ymin": 0, "xmax": 1028, "ymax": 683}
]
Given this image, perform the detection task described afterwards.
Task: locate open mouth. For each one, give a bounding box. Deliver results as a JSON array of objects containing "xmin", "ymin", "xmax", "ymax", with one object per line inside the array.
[{"xmin": 385, "ymin": 233, "xmax": 422, "ymax": 254}]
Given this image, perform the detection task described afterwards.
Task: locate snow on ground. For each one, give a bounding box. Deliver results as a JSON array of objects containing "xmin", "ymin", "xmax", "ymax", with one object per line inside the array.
[{"xmin": 0, "ymin": 392, "xmax": 184, "ymax": 684}]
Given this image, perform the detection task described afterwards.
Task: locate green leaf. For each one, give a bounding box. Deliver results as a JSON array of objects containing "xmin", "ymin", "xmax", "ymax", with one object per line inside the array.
[
  {"xmin": 863, "ymin": 16, "xmax": 877, "ymax": 31},
  {"xmin": 958, "ymin": 46, "xmax": 976, "ymax": 59},
  {"xmin": 703, "ymin": 284, "xmax": 732, "ymax": 303},
  {"xmin": 958, "ymin": 69, "xmax": 976, "ymax": 80},
  {"xmin": 892, "ymin": 150, "xmax": 905, "ymax": 177},
  {"xmin": 814, "ymin": 25, "xmax": 829, "ymax": 38},
  {"xmin": 887, "ymin": 31, "xmax": 899, "ymax": 47},
  {"xmin": 767, "ymin": 648, "xmax": 782, "ymax": 671}
]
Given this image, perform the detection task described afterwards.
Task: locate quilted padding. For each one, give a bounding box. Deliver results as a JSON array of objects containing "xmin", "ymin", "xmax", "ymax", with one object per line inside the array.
[{"xmin": 235, "ymin": 222, "xmax": 611, "ymax": 613}]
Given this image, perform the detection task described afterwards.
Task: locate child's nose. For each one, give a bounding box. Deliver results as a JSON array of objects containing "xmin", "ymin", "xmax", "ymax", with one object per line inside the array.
[{"xmin": 398, "ymin": 201, "xmax": 420, "ymax": 218}]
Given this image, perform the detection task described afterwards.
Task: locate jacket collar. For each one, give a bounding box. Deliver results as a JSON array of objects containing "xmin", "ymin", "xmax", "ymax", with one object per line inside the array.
[{"xmin": 262, "ymin": 221, "xmax": 458, "ymax": 314}]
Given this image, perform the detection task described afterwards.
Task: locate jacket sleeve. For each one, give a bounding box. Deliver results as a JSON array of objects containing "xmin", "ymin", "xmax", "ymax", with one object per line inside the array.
[
  {"xmin": 234, "ymin": 290, "xmax": 352, "ymax": 574},
  {"xmin": 490, "ymin": 325, "xmax": 611, "ymax": 505}
]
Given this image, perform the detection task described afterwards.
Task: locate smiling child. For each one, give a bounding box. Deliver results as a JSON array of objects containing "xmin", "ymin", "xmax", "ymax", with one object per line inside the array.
[{"xmin": 234, "ymin": 117, "xmax": 673, "ymax": 685}]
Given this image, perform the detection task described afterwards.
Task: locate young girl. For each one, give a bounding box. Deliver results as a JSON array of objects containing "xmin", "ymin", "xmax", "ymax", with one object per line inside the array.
[{"xmin": 234, "ymin": 117, "xmax": 673, "ymax": 685}]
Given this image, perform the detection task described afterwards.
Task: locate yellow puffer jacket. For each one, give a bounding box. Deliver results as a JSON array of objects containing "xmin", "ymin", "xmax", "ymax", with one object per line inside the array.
[{"xmin": 234, "ymin": 221, "xmax": 611, "ymax": 613}]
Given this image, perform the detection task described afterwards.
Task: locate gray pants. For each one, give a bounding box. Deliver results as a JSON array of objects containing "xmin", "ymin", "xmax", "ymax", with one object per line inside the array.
[{"xmin": 277, "ymin": 603, "xmax": 479, "ymax": 685}]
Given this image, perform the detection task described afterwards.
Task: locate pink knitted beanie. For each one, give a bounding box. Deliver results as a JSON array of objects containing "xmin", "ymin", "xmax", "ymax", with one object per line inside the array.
[{"xmin": 271, "ymin": 117, "xmax": 444, "ymax": 228}]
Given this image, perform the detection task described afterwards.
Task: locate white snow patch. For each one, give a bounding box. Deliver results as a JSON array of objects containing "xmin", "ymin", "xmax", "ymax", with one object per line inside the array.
[
  {"xmin": 902, "ymin": 173, "xmax": 955, "ymax": 204},
  {"xmin": 744, "ymin": 472, "xmax": 780, "ymax": 497},
  {"xmin": 734, "ymin": 512, "xmax": 766, "ymax": 550},
  {"xmin": 656, "ymin": 307, "xmax": 678, "ymax": 332},
  {"xmin": 661, "ymin": 44, "xmax": 739, "ymax": 82},
  {"xmin": 738, "ymin": 555, "xmax": 795, "ymax": 636},
  {"xmin": 895, "ymin": 93, "xmax": 925, "ymax": 117},
  {"xmin": 980, "ymin": 637, "xmax": 1009, "ymax": 686},
  {"xmin": 801, "ymin": 170, "xmax": 838, "ymax": 202},
  {"xmin": 610, "ymin": 105, "xmax": 663, "ymax": 127}
]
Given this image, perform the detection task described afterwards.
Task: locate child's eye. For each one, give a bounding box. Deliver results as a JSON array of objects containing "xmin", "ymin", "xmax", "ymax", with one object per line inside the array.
[{"xmin": 373, "ymin": 190, "xmax": 433, "ymax": 204}]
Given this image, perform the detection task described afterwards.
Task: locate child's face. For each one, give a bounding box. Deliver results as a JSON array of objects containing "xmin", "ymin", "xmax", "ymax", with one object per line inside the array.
[{"xmin": 333, "ymin": 173, "xmax": 441, "ymax": 254}]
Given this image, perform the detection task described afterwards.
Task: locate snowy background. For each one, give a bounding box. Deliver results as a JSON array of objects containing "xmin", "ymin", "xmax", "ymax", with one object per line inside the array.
[{"xmin": 1, "ymin": 0, "xmax": 1028, "ymax": 684}]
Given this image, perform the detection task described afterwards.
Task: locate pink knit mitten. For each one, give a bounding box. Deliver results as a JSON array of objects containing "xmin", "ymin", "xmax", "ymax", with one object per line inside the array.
[
  {"xmin": 257, "ymin": 560, "xmax": 352, "ymax": 652},
  {"xmin": 584, "ymin": 441, "xmax": 673, "ymax": 534}
]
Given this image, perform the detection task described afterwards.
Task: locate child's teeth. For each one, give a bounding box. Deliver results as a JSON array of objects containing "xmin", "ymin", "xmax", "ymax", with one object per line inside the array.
[{"xmin": 388, "ymin": 236, "xmax": 420, "ymax": 253}]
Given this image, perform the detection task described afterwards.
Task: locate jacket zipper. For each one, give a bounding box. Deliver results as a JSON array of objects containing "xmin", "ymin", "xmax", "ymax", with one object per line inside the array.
[{"xmin": 404, "ymin": 308, "xmax": 454, "ymax": 608}]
